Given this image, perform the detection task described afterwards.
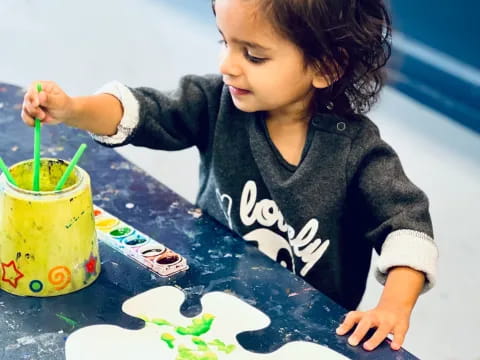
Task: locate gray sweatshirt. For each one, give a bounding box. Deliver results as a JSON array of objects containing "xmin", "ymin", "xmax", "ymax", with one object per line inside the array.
[{"xmin": 94, "ymin": 74, "xmax": 438, "ymax": 310}]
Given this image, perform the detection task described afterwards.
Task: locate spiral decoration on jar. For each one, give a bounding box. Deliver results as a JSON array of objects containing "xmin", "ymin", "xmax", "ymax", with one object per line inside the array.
[{"xmin": 48, "ymin": 266, "xmax": 72, "ymax": 291}]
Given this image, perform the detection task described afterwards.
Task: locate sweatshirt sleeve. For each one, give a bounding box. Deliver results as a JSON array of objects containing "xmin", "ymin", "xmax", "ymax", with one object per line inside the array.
[
  {"xmin": 347, "ymin": 121, "xmax": 438, "ymax": 292},
  {"xmin": 92, "ymin": 74, "xmax": 224, "ymax": 152}
]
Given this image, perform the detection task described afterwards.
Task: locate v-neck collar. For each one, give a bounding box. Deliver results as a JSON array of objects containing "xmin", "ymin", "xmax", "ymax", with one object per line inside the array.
[{"xmin": 257, "ymin": 112, "xmax": 315, "ymax": 173}]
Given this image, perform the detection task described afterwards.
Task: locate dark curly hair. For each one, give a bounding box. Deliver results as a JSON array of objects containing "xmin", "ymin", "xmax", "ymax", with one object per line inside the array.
[{"xmin": 212, "ymin": 0, "xmax": 392, "ymax": 115}]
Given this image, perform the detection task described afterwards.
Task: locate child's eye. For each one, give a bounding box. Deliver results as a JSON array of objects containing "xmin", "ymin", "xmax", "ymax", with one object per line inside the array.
[
  {"xmin": 218, "ymin": 39, "xmax": 228, "ymax": 47},
  {"xmin": 244, "ymin": 50, "xmax": 267, "ymax": 64}
]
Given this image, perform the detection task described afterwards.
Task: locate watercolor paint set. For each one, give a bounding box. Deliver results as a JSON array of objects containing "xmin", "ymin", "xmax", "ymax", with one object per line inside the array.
[{"xmin": 93, "ymin": 206, "xmax": 189, "ymax": 277}]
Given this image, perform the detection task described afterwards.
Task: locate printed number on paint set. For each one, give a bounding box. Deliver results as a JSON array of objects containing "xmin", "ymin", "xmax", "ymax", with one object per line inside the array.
[{"xmin": 93, "ymin": 206, "xmax": 189, "ymax": 277}]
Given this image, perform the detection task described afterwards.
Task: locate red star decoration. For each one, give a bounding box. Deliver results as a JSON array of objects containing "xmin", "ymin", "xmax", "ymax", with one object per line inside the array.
[
  {"xmin": 1, "ymin": 260, "xmax": 24, "ymax": 288},
  {"xmin": 85, "ymin": 255, "xmax": 97, "ymax": 274}
]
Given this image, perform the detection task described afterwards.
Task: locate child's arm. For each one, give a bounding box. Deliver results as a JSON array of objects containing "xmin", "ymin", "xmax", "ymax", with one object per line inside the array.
[
  {"xmin": 336, "ymin": 266, "xmax": 425, "ymax": 351},
  {"xmin": 23, "ymin": 75, "xmax": 224, "ymax": 153},
  {"xmin": 22, "ymin": 81, "xmax": 123, "ymax": 136},
  {"xmin": 96, "ymin": 75, "xmax": 224, "ymax": 150},
  {"xmin": 334, "ymin": 118, "xmax": 438, "ymax": 351},
  {"xmin": 68, "ymin": 94, "xmax": 123, "ymax": 135}
]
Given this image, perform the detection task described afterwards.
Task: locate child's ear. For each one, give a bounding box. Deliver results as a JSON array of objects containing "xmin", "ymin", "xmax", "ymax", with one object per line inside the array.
[
  {"xmin": 311, "ymin": 50, "xmax": 348, "ymax": 89},
  {"xmin": 312, "ymin": 64, "xmax": 345, "ymax": 89},
  {"xmin": 312, "ymin": 74, "xmax": 332, "ymax": 89}
]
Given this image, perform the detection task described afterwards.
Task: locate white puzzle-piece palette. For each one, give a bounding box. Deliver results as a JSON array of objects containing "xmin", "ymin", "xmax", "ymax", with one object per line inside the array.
[{"xmin": 65, "ymin": 286, "xmax": 350, "ymax": 359}]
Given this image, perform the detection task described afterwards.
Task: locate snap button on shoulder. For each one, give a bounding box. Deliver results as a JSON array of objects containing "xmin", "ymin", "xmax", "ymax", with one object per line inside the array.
[{"xmin": 337, "ymin": 122, "xmax": 346, "ymax": 131}]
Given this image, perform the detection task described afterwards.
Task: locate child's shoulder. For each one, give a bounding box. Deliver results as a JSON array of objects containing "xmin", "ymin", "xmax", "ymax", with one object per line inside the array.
[
  {"xmin": 311, "ymin": 112, "xmax": 380, "ymax": 141},
  {"xmin": 172, "ymin": 74, "xmax": 226, "ymax": 108},
  {"xmin": 178, "ymin": 73, "xmax": 224, "ymax": 92}
]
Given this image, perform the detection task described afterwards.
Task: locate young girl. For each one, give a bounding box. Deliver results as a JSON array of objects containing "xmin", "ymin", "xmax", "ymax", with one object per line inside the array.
[{"xmin": 22, "ymin": 0, "xmax": 438, "ymax": 352}]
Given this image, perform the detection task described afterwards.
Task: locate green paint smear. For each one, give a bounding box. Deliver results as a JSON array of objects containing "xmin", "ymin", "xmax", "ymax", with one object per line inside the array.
[
  {"xmin": 142, "ymin": 313, "xmax": 235, "ymax": 357},
  {"xmin": 152, "ymin": 318, "xmax": 172, "ymax": 326},
  {"xmin": 209, "ymin": 339, "xmax": 236, "ymax": 354},
  {"xmin": 192, "ymin": 337, "xmax": 208, "ymax": 351},
  {"xmin": 177, "ymin": 345, "xmax": 218, "ymax": 360},
  {"xmin": 56, "ymin": 313, "xmax": 79, "ymax": 328},
  {"xmin": 161, "ymin": 333, "xmax": 176, "ymax": 349},
  {"xmin": 176, "ymin": 314, "xmax": 215, "ymax": 336},
  {"xmin": 138, "ymin": 315, "xmax": 149, "ymax": 322}
]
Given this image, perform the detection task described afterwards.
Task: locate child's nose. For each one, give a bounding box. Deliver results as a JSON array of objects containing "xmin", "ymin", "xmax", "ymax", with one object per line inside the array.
[{"xmin": 219, "ymin": 48, "xmax": 242, "ymax": 77}]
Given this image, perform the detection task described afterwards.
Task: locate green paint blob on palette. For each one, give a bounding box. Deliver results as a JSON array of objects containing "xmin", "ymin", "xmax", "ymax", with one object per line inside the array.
[
  {"xmin": 110, "ymin": 226, "xmax": 134, "ymax": 238},
  {"xmin": 93, "ymin": 206, "xmax": 188, "ymax": 277}
]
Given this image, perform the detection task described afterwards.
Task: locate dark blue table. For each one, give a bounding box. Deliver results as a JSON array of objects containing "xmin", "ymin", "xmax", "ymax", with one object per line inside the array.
[{"xmin": 0, "ymin": 83, "xmax": 418, "ymax": 359}]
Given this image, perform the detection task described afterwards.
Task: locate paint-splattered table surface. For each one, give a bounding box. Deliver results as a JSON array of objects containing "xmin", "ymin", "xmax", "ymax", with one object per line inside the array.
[{"xmin": 0, "ymin": 83, "xmax": 418, "ymax": 360}]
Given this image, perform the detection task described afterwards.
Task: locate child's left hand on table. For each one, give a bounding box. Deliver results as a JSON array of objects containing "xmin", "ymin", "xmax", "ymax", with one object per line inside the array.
[
  {"xmin": 335, "ymin": 302, "xmax": 411, "ymax": 351},
  {"xmin": 336, "ymin": 266, "xmax": 426, "ymax": 352}
]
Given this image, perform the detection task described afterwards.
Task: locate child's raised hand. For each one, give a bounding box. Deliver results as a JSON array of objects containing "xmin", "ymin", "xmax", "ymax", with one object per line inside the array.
[
  {"xmin": 335, "ymin": 305, "xmax": 410, "ymax": 351},
  {"xmin": 22, "ymin": 81, "xmax": 72, "ymax": 126}
]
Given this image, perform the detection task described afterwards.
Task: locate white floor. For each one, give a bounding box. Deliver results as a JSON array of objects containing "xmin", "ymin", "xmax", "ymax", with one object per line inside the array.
[{"xmin": 1, "ymin": 0, "xmax": 479, "ymax": 359}]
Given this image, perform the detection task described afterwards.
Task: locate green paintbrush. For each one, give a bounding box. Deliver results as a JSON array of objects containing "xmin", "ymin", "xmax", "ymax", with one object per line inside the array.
[
  {"xmin": 0, "ymin": 157, "xmax": 18, "ymax": 186},
  {"xmin": 54, "ymin": 144, "xmax": 87, "ymax": 191},
  {"xmin": 33, "ymin": 83, "xmax": 42, "ymax": 191}
]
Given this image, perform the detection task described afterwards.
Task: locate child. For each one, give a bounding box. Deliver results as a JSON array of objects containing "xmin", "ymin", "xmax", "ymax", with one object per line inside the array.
[{"xmin": 22, "ymin": 0, "xmax": 438, "ymax": 352}]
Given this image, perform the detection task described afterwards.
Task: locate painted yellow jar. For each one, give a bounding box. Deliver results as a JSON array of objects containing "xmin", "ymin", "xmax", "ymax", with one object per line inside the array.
[{"xmin": 0, "ymin": 158, "xmax": 100, "ymax": 296}]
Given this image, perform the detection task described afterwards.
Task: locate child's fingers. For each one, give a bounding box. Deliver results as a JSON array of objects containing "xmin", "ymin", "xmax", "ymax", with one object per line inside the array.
[
  {"xmin": 347, "ymin": 317, "xmax": 373, "ymax": 346},
  {"xmin": 22, "ymin": 81, "xmax": 57, "ymax": 124},
  {"xmin": 42, "ymin": 113, "xmax": 60, "ymax": 125},
  {"xmin": 23, "ymin": 99, "xmax": 45, "ymax": 121},
  {"xmin": 36, "ymin": 81, "xmax": 58, "ymax": 107},
  {"xmin": 26, "ymin": 80, "xmax": 55, "ymax": 106},
  {"xmin": 362, "ymin": 324, "xmax": 391, "ymax": 351},
  {"xmin": 33, "ymin": 81, "xmax": 69, "ymax": 119},
  {"xmin": 38, "ymin": 90, "xmax": 48, "ymax": 107},
  {"xmin": 390, "ymin": 324, "xmax": 408, "ymax": 350},
  {"xmin": 21, "ymin": 107, "xmax": 35, "ymax": 127},
  {"xmin": 24, "ymin": 86, "xmax": 39, "ymax": 108},
  {"xmin": 336, "ymin": 311, "xmax": 361, "ymax": 335},
  {"xmin": 23, "ymin": 83, "xmax": 43, "ymax": 113}
]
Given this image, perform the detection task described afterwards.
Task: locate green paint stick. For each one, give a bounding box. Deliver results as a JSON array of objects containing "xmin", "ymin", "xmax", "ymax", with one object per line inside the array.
[
  {"xmin": 54, "ymin": 143, "xmax": 87, "ymax": 191},
  {"xmin": 0, "ymin": 157, "xmax": 18, "ymax": 186},
  {"xmin": 56, "ymin": 313, "xmax": 79, "ymax": 328},
  {"xmin": 33, "ymin": 83, "xmax": 42, "ymax": 191}
]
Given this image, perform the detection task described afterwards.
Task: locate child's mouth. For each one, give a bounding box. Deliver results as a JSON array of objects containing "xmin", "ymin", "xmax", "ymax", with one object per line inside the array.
[{"xmin": 228, "ymin": 86, "xmax": 251, "ymax": 96}]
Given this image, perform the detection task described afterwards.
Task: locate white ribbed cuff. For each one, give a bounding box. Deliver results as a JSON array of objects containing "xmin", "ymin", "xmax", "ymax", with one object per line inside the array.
[
  {"xmin": 90, "ymin": 81, "xmax": 140, "ymax": 145},
  {"xmin": 375, "ymin": 229, "xmax": 439, "ymax": 293}
]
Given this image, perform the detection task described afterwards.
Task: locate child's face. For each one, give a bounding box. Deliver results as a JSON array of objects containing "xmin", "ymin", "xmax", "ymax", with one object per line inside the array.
[{"xmin": 215, "ymin": 0, "xmax": 329, "ymax": 119}]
